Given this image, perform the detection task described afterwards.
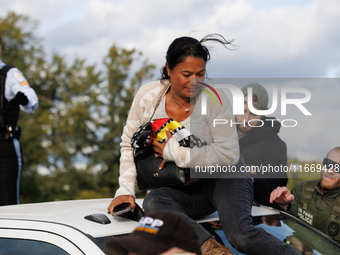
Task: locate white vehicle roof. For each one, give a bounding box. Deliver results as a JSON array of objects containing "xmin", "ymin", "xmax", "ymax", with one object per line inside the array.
[
  {"xmin": 0, "ymin": 198, "xmax": 138, "ymax": 238},
  {"xmin": 0, "ymin": 198, "xmax": 279, "ymax": 238}
]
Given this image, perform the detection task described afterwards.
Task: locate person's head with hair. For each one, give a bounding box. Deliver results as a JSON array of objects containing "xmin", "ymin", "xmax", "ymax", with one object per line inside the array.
[
  {"xmin": 159, "ymin": 34, "xmax": 233, "ymax": 111},
  {"xmin": 161, "ymin": 34, "xmax": 233, "ymax": 81},
  {"xmin": 104, "ymin": 210, "xmax": 201, "ymax": 255},
  {"xmin": 320, "ymin": 147, "xmax": 340, "ymax": 192},
  {"xmin": 235, "ymin": 83, "xmax": 269, "ymax": 138}
]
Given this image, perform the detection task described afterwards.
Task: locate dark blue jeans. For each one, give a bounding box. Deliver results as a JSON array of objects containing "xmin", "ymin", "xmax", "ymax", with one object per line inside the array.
[{"xmin": 143, "ymin": 178, "xmax": 299, "ymax": 255}]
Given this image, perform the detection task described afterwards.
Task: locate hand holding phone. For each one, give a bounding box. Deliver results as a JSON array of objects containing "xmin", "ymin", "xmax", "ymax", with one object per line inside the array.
[
  {"xmin": 111, "ymin": 202, "xmax": 132, "ymax": 216},
  {"xmin": 107, "ymin": 195, "xmax": 136, "ymax": 216}
]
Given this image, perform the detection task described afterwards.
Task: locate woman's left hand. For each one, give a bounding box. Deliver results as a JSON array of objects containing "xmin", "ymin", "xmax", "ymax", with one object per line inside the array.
[
  {"xmin": 152, "ymin": 128, "xmax": 172, "ymax": 157},
  {"xmin": 152, "ymin": 129, "xmax": 172, "ymax": 169}
]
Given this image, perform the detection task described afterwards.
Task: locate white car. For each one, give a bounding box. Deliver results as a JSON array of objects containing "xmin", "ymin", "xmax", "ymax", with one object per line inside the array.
[
  {"xmin": 0, "ymin": 198, "xmax": 339, "ymax": 254},
  {"xmin": 0, "ymin": 198, "xmax": 142, "ymax": 255}
]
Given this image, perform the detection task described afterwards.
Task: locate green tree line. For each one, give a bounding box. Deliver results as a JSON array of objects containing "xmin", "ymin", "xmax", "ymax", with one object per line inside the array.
[{"xmin": 0, "ymin": 11, "xmax": 155, "ymax": 203}]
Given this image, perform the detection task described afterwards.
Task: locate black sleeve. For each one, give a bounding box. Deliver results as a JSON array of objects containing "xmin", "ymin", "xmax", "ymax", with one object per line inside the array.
[
  {"xmin": 253, "ymin": 178, "xmax": 288, "ymax": 207},
  {"xmin": 253, "ymin": 136, "xmax": 288, "ymax": 207}
]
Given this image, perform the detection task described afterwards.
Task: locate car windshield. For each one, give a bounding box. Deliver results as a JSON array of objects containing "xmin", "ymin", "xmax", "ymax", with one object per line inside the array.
[
  {"xmin": 211, "ymin": 212, "xmax": 340, "ymax": 255},
  {"xmin": 93, "ymin": 212, "xmax": 340, "ymax": 255}
]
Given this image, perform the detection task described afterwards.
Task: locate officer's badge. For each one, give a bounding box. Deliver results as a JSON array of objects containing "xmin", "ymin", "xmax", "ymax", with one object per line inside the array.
[
  {"xmin": 15, "ymin": 72, "xmax": 24, "ymax": 80},
  {"xmin": 328, "ymin": 222, "xmax": 340, "ymax": 237}
]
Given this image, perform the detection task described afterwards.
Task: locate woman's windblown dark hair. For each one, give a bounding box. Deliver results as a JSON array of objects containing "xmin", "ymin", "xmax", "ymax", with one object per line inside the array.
[{"xmin": 161, "ymin": 33, "xmax": 234, "ymax": 80}]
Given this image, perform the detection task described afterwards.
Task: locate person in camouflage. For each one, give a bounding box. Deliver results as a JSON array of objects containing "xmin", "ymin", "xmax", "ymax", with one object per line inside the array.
[{"xmin": 270, "ymin": 147, "xmax": 340, "ymax": 242}]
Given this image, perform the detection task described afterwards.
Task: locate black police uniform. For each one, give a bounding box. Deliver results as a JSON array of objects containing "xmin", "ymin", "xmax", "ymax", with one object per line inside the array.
[{"xmin": 0, "ymin": 60, "xmax": 38, "ymax": 205}]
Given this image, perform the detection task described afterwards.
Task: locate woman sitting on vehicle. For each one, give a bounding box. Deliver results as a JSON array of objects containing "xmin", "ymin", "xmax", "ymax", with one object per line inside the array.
[{"xmin": 107, "ymin": 34, "xmax": 299, "ymax": 255}]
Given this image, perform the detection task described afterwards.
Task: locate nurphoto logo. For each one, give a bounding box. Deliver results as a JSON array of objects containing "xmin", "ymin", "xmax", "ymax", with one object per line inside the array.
[
  {"xmin": 200, "ymin": 83, "xmax": 311, "ymax": 116},
  {"xmin": 195, "ymin": 80, "xmax": 312, "ymax": 128},
  {"xmin": 196, "ymin": 82, "xmax": 223, "ymax": 107}
]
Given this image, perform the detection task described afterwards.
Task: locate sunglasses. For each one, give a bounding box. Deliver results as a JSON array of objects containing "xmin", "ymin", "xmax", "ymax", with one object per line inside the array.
[{"xmin": 322, "ymin": 158, "xmax": 340, "ymax": 171}]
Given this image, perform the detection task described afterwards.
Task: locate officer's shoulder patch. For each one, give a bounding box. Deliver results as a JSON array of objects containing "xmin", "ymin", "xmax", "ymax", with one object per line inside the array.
[
  {"xmin": 13, "ymin": 71, "xmax": 29, "ymax": 85},
  {"xmin": 19, "ymin": 81, "xmax": 29, "ymax": 86}
]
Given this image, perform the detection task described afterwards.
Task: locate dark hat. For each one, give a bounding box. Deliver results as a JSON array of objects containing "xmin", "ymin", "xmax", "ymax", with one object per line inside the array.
[
  {"xmin": 241, "ymin": 83, "xmax": 268, "ymax": 110},
  {"xmin": 104, "ymin": 210, "xmax": 201, "ymax": 255}
]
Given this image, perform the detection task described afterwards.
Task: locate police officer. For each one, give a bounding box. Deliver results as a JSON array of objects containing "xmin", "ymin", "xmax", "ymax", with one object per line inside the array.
[
  {"xmin": 270, "ymin": 147, "xmax": 340, "ymax": 242},
  {"xmin": 0, "ymin": 37, "xmax": 38, "ymax": 206}
]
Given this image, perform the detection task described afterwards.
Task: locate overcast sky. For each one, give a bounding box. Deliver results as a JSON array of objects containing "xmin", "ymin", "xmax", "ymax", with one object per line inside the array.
[{"xmin": 1, "ymin": 0, "xmax": 340, "ymax": 162}]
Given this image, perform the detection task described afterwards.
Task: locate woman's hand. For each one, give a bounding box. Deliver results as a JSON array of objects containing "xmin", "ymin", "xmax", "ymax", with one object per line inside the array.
[
  {"xmin": 152, "ymin": 129, "xmax": 172, "ymax": 169},
  {"xmin": 152, "ymin": 129, "xmax": 172, "ymax": 157},
  {"xmin": 107, "ymin": 195, "xmax": 136, "ymax": 216}
]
